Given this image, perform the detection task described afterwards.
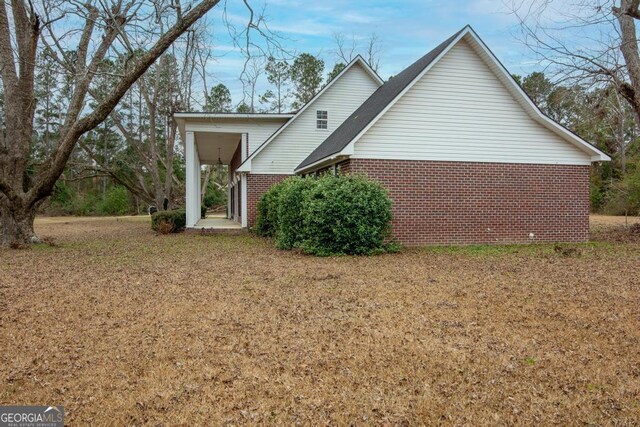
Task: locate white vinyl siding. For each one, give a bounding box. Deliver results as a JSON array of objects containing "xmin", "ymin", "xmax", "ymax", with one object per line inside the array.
[
  {"xmin": 251, "ymin": 63, "xmax": 380, "ymax": 174},
  {"xmin": 353, "ymin": 40, "xmax": 591, "ymax": 165},
  {"xmin": 185, "ymin": 119, "xmax": 287, "ymax": 155}
]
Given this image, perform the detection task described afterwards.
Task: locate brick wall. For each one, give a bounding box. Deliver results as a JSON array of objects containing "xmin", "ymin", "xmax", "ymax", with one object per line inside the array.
[
  {"xmin": 344, "ymin": 159, "xmax": 589, "ymax": 245},
  {"xmin": 246, "ymin": 174, "xmax": 292, "ymax": 228},
  {"xmin": 337, "ymin": 160, "xmax": 351, "ymax": 175}
]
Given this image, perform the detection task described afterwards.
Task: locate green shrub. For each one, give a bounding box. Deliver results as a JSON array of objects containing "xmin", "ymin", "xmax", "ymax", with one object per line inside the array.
[
  {"xmin": 203, "ymin": 186, "xmax": 226, "ymax": 208},
  {"xmin": 255, "ymin": 174, "xmax": 394, "ymax": 256},
  {"xmin": 201, "ymin": 205, "xmax": 207, "ymax": 219},
  {"xmin": 151, "ymin": 209, "xmax": 186, "ymax": 233},
  {"xmin": 72, "ymin": 192, "xmax": 101, "ymax": 216},
  {"xmin": 275, "ymin": 177, "xmax": 318, "ymax": 249},
  {"xmin": 97, "ymin": 186, "xmax": 130, "ymax": 215},
  {"xmin": 590, "ymin": 185, "xmax": 604, "ymax": 212},
  {"xmin": 50, "ymin": 181, "xmax": 75, "ymax": 207},
  {"xmin": 301, "ymin": 175, "xmax": 392, "ymax": 256},
  {"xmin": 255, "ymin": 182, "xmax": 286, "ymax": 237},
  {"xmin": 603, "ymin": 165, "xmax": 640, "ymax": 215}
]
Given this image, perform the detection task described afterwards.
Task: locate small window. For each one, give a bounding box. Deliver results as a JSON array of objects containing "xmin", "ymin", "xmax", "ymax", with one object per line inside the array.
[{"xmin": 316, "ymin": 110, "xmax": 328, "ymax": 129}]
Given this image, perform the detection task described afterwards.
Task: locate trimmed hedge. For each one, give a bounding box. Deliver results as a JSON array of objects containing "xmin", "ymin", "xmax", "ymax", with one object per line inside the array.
[
  {"xmin": 151, "ymin": 209, "xmax": 186, "ymax": 233},
  {"xmin": 255, "ymin": 174, "xmax": 395, "ymax": 255}
]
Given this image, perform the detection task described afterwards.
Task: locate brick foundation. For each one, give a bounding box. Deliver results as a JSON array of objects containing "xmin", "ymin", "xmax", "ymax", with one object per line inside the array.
[
  {"xmin": 343, "ymin": 159, "xmax": 589, "ymax": 245},
  {"xmin": 246, "ymin": 174, "xmax": 292, "ymax": 228}
]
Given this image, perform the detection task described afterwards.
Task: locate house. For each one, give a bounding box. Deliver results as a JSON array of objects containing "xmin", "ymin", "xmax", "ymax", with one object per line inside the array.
[{"xmin": 174, "ymin": 26, "xmax": 610, "ymax": 245}]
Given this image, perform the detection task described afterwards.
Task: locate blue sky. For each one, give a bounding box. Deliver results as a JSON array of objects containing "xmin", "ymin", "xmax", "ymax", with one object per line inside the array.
[{"xmin": 203, "ymin": 0, "xmax": 562, "ymax": 108}]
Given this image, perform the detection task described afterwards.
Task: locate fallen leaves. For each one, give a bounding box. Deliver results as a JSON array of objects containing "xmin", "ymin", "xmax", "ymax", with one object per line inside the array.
[{"xmin": 0, "ymin": 215, "xmax": 638, "ymax": 424}]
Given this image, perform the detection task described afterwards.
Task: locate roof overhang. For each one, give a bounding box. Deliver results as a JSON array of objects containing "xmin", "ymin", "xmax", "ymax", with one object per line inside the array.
[
  {"xmin": 174, "ymin": 112, "xmax": 294, "ymax": 142},
  {"xmin": 295, "ymin": 154, "xmax": 350, "ymax": 175}
]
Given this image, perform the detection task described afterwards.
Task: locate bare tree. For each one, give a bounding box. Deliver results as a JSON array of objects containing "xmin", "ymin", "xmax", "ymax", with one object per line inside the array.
[
  {"xmin": 365, "ymin": 33, "xmax": 382, "ymax": 72},
  {"xmin": 510, "ymin": 0, "xmax": 640, "ymax": 124},
  {"xmin": 241, "ymin": 56, "xmax": 264, "ymax": 112},
  {"xmin": 0, "ymin": 0, "xmax": 224, "ymax": 246},
  {"xmin": 332, "ymin": 32, "xmax": 383, "ymax": 71},
  {"xmin": 333, "ymin": 33, "xmax": 357, "ymax": 63}
]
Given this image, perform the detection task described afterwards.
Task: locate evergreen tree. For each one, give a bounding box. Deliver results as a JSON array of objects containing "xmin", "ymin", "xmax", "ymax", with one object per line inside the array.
[
  {"xmin": 327, "ymin": 62, "xmax": 346, "ymax": 83},
  {"xmin": 260, "ymin": 56, "xmax": 290, "ymax": 113},
  {"xmin": 290, "ymin": 53, "xmax": 324, "ymax": 109},
  {"xmin": 236, "ymin": 102, "xmax": 251, "ymax": 113},
  {"xmin": 205, "ymin": 84, "xmax": 232, "ymax": 112}
]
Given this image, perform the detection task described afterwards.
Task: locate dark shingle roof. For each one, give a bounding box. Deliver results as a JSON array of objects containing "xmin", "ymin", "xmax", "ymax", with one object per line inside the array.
[{"xmin": 296, "ymin": 27, "xmax": 467, "ymax": 171}]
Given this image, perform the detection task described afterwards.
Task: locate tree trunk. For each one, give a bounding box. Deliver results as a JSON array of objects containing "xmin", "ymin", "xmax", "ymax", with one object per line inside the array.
[
  {"xmin": 0, "ymin": 0, "xmax": 222, "ymax": 248},
  {"xmin": 1, "ymin": 199, "xmax": 39, "ymax": 246},
  {"xmin": 614, "ymin": 0, "xmax": 640, "ymax": 125}
]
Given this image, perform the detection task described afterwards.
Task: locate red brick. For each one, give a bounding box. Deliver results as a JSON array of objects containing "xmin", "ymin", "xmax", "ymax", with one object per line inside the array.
[{"xmin": 342, "ymin": 159, "xmax": 589, "ymax": 246}]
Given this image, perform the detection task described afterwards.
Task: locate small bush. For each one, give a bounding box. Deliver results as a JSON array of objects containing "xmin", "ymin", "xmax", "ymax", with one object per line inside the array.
[
  {"xmin": 50, "ymin": 181, "xmax": 75, "ymax": 207},
  {"xmin": 156, "ymin": 220, "xmax": 175, "ymax": 235},
  {"xmin": 203, "ymin": 184, "xmax": 226, "ymax": 209},
  {"xmin": 255, "ymin": 174, "xmax": 394, "ymax": 256},
  {"xmin": 151, "ymin": 209, "xmax": 186, "ymax": 233},
  {"xmin": 201, "ymin": 205, "xmax": 207, "ymax": 219},
  {"xmin": 590, "ymin": 185, "xmax": 604, "ymax": 211}
]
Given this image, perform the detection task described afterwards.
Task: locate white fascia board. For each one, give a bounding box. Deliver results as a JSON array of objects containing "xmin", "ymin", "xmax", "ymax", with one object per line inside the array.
[
  {"xmin": 294, "ymin": 155, "xmax": 348, "ymax": 174},
  {"xmin": 173, "ymin": 113, "xmax": 294, "ymax": 119},
  {"xmin": 238, "ymin": 56, "xmax": 385, "ymax": 173},
  {"xmin": 236, "ymin": 159, "xmax": 251, "ymax": 172},
  {"xmin": 354, "ymin": 55, "xmax": 385, "ymax": 86}
]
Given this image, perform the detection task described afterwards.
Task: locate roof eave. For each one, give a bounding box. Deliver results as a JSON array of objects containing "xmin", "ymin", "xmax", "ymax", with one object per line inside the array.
[{"xmin": 294, "ymin": 154, "xmax": 349, "ymax": 174}]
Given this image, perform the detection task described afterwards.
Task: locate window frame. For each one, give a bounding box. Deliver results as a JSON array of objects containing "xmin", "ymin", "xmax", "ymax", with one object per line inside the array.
[{"xmin": 316, "ymin": 110, "xmax": 328, "ymax": 130}]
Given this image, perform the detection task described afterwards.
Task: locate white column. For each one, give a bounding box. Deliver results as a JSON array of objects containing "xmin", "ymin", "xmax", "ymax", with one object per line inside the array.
[
  {"xmin": 241, "ymin": 132, "xmax": 248, "ymax": 160},
  {"xmin": 185, "ymin": 131, "xmax": 198, "ymax": 227},
  {"xmin": 196, "ymin": 154, "xmax": 201, "ymax": 220},
  {"xmin": 241, "ymin": 173, "xmax": 248, "ymax": 228},
  {"xmin": 240, "ymin": 132, "xmax": 248, "ymax": 227},
  {"xmin": 227, "ymin": 169, "xmax": 232, "ymax": 219}
]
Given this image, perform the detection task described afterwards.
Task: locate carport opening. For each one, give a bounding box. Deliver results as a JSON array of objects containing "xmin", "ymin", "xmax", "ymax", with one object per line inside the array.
[{"xmin": 193, "ymin": 131, "xmax": 244, "ymax": 228}]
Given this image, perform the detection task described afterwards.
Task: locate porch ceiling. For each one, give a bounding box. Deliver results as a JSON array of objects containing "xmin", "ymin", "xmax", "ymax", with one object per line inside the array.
[{"xmin": 195, "ymin": 131, "xmax": 240, "ymax": 164}]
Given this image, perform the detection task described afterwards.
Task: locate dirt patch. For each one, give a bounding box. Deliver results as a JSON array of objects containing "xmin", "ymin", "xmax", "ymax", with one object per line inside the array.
[
  {"xmin": 590, "ymin": 214, "xmax": 640, "ymax": 243},
  {"xmin": 1, "ymin": 216, "xmax": 639, "ymax": 424}
]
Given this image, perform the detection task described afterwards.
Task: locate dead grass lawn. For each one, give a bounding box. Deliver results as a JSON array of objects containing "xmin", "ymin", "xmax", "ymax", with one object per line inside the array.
[{"xmin": 1, "ymin": 216, "xmax": 639, "ymax": 425}]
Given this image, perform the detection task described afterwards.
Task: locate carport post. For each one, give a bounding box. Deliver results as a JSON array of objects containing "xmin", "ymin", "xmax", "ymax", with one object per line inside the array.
[
  {"xmin": 185, "ymin": 131, "xmax": 200, "ymax": 227},
  {"xmin": 241, "ymin": 133, "xmax": 248, "ymax": 228}
]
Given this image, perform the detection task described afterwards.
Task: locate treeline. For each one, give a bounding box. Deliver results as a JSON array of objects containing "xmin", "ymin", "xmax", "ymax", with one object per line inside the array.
[
  {"xmin": 513, "ymin": 72, "xmax": 639, "ymax": 215},
  {"xmin": 3, "ymin": 35, "xmax": 637, "ymax": 217},
  {"xmin": 3, "ymin": 44, "xmax": 362, "ymax": 217}
]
